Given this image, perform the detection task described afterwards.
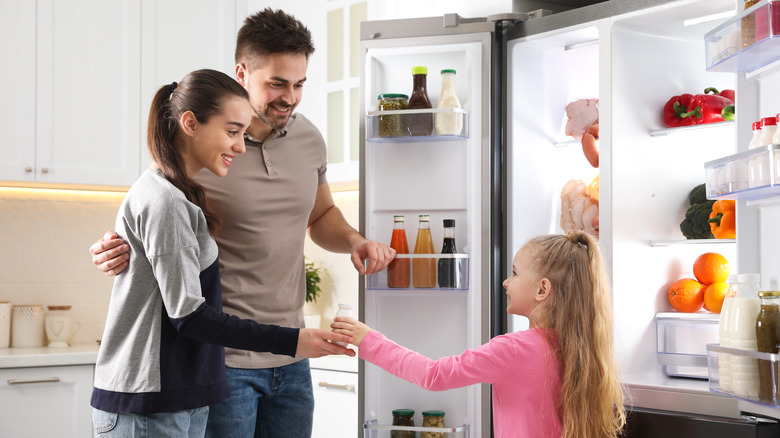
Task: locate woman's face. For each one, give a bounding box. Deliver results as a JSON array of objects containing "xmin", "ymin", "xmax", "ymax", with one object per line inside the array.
[
  {"xmin": 503, "ymin": 247, "xmax": 540, "ymax": 317},
  {"xmin": 185, "ymin": 96, "xmax": 253, "ymax": 177}
]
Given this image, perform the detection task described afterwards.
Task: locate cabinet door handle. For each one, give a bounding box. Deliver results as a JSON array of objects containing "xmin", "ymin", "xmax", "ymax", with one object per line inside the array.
[
  {"xmin": 318, "ymin": 381, "xmax": 355, "ymax": 392},
  {"xmin": 40, "ymin": 168, "xmax": 50, "ymax": 174},
  {"xmin": 24, "ymin": 167, "xmax": 33, "ymax": 173},
  {"xmin": 7, "ymin": 377, "xmax": 61, "ymax": 385}
]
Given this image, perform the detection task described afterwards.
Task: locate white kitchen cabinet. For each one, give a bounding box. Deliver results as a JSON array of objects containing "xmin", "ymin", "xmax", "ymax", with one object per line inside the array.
[
  {"xmin": 311, "ymin": 368, "xmax": 359, "ymax": 438},
  {"xmin": 34, "ymin": 0, "xmax": 141, "ymax": 187},
  {"xmin": 0, "ymin": 364, "xmax": 94, "ymax": 438},
  {"xmin": 140, "ymin": 0, "xmax": 239, "ymax": 170}
]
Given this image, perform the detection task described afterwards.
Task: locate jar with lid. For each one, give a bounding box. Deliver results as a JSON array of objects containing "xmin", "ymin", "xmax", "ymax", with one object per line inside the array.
[
  {"xmin": 407, "ymin": 66, "xmax": 433, "ymax": 136},
  {"xmin": 391, "ymin": 409, "xmax": 415, "ymax": 438},
  {"xmin": 377, "ymin": 94, "xmax": 408, "ymax": 138},
  {"xmin": 756, "ymin": 291, "xmax": 780, "ymax": 403},
  {"xmin": 421, "ymin": 410, "xmax": 446, "ymax": 438}
]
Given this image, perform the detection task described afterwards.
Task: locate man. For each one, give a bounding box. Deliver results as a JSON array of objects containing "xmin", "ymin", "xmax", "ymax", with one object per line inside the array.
[{"xmin": 90, "ymin": 8, "xmax": 394, "ymax": 437}]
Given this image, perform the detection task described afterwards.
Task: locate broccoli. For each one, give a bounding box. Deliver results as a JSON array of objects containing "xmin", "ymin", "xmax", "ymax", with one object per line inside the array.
[
  {"xmin": 688, "ymin": 183, "xmax": 709, "ymax": 206},
  {"xmin": 680, "ymin": 200, "xmax": 715, "ymax": 239}
]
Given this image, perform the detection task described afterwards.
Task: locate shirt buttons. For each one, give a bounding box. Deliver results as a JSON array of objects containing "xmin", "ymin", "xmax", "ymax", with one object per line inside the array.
[{"xmin": 266, "ymin": 160, "xmax": 272, "ymax": 166}]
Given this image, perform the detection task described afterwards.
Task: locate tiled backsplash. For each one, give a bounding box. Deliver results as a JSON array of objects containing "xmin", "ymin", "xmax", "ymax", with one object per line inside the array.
[
  {"xmin": 0, "ymin": 187, "xmax": 360, "ymax": 345},
  {"xmin": 0, "ymin": 188, "xmax": 124, "ymax": 345}
]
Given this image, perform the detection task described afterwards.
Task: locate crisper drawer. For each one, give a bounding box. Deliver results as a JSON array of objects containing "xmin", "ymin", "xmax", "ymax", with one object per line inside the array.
[
  {"xmin": 656, "ymin": 312, "xmax": 720, "ymax": 379},
  {"xmin": 0, "ymin": 364, "xmax": 94, "ymax": 438}
]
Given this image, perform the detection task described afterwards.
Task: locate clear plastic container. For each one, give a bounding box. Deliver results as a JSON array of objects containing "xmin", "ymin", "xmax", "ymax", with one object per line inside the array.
[
  {"xmin": 655, "ymin": 312, "xmax": 720, "ymax": 379},
  {"xmin": 705, "ymin": 0, "xmax": 780, "ymax": 73}
]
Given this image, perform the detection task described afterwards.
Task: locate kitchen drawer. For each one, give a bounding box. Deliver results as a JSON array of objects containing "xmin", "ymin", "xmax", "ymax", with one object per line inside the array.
[
  {"xmin": 0, "ymin": 364, "xmax": 94, "ymax": 437},
  {"xmin": 311, "ymin": 368, "xmax": 358, "ymax": 438}
]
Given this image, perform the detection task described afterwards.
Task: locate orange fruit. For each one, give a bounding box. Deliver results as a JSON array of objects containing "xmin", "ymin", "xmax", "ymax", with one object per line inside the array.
[
  {"xmin": 668, "ymin": 278, "xmax": 705, "ymax": 312},
  {"xmin": 704, "ymin": 282, "xmax": 729, "ymax": 313},
  {"xmin": 693, "ymin": 252, "xmax": 729, "ymax": 285}
]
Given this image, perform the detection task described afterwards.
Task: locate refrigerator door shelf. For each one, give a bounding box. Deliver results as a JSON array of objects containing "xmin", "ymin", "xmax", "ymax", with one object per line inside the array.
[
  {"xmin": 363, "ymin": 420, "xmax": 470, "ymax": 437},
  {"xmin": 648, "ymin": 121, "xmax": 734, "ymax": 138},
  {"xmin": 707, "ymin": 343, "xmax": 780, "ymax": 409},
  {"xmin": 366, "ymin": 254, "xmax": 470, "ymax": 291},
  {"xmin": 366, "ymin": 108, "xmax": 469, "ymax": 141},
  {"xmin": 705, "ymin": 0, "xmax": 780, "ymax": 73},
  {"xmin": 705, "ymin": 144, "xmax": 780, "ymax": 200}
]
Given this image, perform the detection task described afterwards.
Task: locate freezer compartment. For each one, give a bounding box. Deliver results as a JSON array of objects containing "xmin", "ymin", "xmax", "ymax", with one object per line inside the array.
[
  {"xmin": 366, "ymin": 254, "xmax": 470, "ymax": 291},
  {"xmin": 366, "ymin": 108, "xmax": 469, "ymax": 141},
  {"xmin": 704, "ymin": 144, "xmax": 780, "ymax": 200},
  {"xmin": 707, "ymin": 344, "xmax": 780, "ymax": 409},
  {"xmin": 363, "ymin": 420, "xmax": 470, "ymax": 437},
  {"xmin": 656, "ymin": 312, "xmax": 719, "ymax": 379},
  {"xmin": 705, "ymin": 0, "xmax": 780, "ymax": 72}
]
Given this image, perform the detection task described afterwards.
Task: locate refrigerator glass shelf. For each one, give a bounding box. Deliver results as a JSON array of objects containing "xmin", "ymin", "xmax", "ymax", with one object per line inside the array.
[
  {"xmin": 704, "ymin": 144, "xmax": 780, "ymax": 200},
  {"xmin": 706, "ymin": 343, "xmax": 780, "ymax": 409},
  {"xmin": 648, "ymin": 239, "xmax": 735, "ymax": 246},
  {"xmin": 365, "ymin": 108, "xmax": 469, "ymax": 141},
  {"xmin": 705, "ymin": 0, "xmax": 780, "ymax": 73},
  {"xmin": 365, "ymin": 254, "xmax": 470, "ymax": 291},
  {"xmin": 648, "ymin": 120, "xmax": 734, "ymax": 137},
  {"xmin": 363, "ymin": 420, "xmax": 470, "ymax": 437}
]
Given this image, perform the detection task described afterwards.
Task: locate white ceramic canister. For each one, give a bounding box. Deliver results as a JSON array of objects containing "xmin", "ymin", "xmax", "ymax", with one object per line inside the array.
[
  {"xmin": 11, "ymin": 305, "xmax": 45, "ymax": 348},
  {"xmin": 45, "ymin": 305, "xmax": 80, "ymax": 348},
  {"xmin": 0, "ymin": 301, "xmax": 11, "ymax": 348}
]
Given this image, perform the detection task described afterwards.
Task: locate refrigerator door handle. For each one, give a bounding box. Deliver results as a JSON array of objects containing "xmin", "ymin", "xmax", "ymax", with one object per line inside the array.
[{"xmin": 317, "ymin": 381, "xmax": 355, "ymax": 392}]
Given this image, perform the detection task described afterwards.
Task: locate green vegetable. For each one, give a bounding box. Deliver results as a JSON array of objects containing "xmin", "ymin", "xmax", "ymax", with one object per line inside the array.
[
  {"xmin": 688, "ymin": 183, "xmax": 709, "ymax": 206},
  {"xmin": 680, "ymin": 201, "xmax": 715, "ymax": 239}
]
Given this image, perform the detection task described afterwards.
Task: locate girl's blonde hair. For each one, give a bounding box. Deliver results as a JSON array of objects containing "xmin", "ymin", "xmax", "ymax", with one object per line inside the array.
[{"xmin": 525, "ymin": 231, "xmax": 625, "ymax": 438}]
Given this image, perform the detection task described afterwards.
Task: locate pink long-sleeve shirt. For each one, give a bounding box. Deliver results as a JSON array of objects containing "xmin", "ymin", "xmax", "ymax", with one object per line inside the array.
[{"xmin": 359, "ymin": 328, "xmax": 562, "ymax": 438}]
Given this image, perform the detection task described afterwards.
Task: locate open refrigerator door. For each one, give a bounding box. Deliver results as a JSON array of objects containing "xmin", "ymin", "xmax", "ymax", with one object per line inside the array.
[{"xmin": 358, "ymin": 19, "xmax": 493, "ymax": 438}]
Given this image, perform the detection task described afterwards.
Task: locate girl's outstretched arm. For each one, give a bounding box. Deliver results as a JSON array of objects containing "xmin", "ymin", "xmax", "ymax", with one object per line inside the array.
[{"xmin": 332, "ymin": 316, "xmax": 371, "ymax": 346}]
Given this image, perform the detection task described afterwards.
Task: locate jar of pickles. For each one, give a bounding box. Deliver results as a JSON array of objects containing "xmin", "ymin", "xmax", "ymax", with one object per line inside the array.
[
  {"xmin": 377, "ymin": 94, "xmax": 408, "ymax": 138},
  {"xmin": 391, "ymin": 409, "xmax": 415, "ymax": 438},
  {"xmin": 421, "ymin": 410, "xmax": 445, "ymax": 438}
]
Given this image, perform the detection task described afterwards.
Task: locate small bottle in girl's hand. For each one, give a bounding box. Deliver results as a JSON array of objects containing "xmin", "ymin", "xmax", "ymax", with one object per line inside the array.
[{"xmin": 333, "ymin": 304, "xmax": 353, "ymax": 346}]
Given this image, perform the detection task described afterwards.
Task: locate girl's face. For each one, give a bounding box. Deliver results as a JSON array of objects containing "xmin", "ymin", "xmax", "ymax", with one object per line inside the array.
[
  {"xmin": 184, "ymin": 96, "xmax": 253, "ymax": 178},
  {"xmin": 503, "ymin": 247, "xmax": 541, "ymax": 318}
]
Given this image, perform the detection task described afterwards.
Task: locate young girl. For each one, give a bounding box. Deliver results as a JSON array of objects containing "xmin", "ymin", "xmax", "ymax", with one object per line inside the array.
[
  {"xmin": 333, "ymin": 230, "xmax": 625, "ymax": 438},
  {"xmin": 91, "ymin": 69, "xmax": 352, "ymax": 437}
]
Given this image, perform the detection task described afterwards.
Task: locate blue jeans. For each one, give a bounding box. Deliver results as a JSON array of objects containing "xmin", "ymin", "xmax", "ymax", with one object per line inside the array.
[
  {"xmin": 205, "ymin": 359, "xmax": 314, "ymax": 438},
  {"xmin": 92, "ymin": 407, "xmax": 209, "ymax": 437}
]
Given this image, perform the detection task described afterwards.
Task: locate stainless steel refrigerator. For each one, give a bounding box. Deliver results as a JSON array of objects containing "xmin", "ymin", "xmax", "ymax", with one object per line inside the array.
[{"xmin": 358, "ymin": 0, "xmax": 780, "ymax": 436}]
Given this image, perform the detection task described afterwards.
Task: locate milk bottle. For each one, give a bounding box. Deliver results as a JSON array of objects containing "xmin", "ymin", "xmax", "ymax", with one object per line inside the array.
[
  {"xmin": 729, "ymin": 273, "xmax": 761, "ymax": 397},
  {"xmin": 717, "ymin": 275, "xmax": 738, "ymax": 392},
  {"xmin": 332, "ymin": 303, "xmax": 353, "ymax": 347}
]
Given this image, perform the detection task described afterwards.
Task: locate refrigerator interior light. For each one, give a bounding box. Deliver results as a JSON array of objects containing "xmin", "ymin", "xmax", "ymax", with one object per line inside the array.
[{"xmin": 683, "ymin": 10, "xmax": 735, "ymax": 27}]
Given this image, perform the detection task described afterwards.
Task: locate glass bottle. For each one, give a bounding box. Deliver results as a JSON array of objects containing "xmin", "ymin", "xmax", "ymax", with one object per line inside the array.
[
  {"xmin": 407, "ymin": 66, "xmax": 433, "ymax": 136},
  {"xmin": 434, "ymin": 69, "xmax": 462, "ymax": 136},
  {"xmin": 437, "ymin": 219, "xmax": 461, "ymax": 289},
  {"xmin": 377, "ymin": 93, "xmax": 408, "ymax": 138},
  {"xmin": 718, "ymin": 275, "xmax": 738, "ymax": 392},
  {"xmin": 332, "ymin": 304, "xmax": 353, "ymax": 347},
  {"xmin": 387, "ymin": 215, "xmax": 410, "ymax": 288},
  {"xmin": 413, "ymin": 214, "xmax": 436, "ymax": 288},
  {"xmin": 391, "ymin": 409, "xmax": 415, "ymax": 438},
  {"xmin": 729, "ymin": 273, "xmax": 761, "ymax": 397},
  {"xmin": 421, "ymin": 410, "xmax": 446, "ymax": 438},
  {"xmin": 748, "ymin": 120, "xmax": 763, "ymax": 149},
  {"xmin": 756, "ymin": 291, "xmax": 780, "ymax": 403}
]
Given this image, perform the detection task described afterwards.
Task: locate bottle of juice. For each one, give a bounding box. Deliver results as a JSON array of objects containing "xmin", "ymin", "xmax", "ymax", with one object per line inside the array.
[
  {"xmin": 434, "ymin": 69, "xmax": 462, "ymax": 136},
  {"xmin": 729, "ymin": 273, "xmax": 761, "ymax": 397},
  {"xmin": 407, "ymin": 66, "xmax": 433, "ymax": 136},
  {"xmin": 387, "ymin": 215, "xmax": 410, "ymax": 288},
  {"xmin": 413, "ymin": 214, "xmax": 436, "ymax": 288},
  {"xmin": 437, "ymin": 219, "xmax": 461, "ymax": 288}
]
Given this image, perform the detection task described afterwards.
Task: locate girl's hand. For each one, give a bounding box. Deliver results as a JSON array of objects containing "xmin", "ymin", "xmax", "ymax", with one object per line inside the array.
[{"xmin": 331, "ymin": 316, "xmax": 371, "ymax": 346}]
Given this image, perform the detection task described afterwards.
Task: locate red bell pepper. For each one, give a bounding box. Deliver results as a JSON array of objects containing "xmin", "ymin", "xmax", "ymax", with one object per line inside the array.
[
  {"xmin": 704, "ymin": 87, "xmax": 735, "ymax": 103},
  {"xmin": 663, "ymin": 94, "xmax": 696, "ymax": 127},
  {"xmin": 679, "ymin": 93, "xmax": 735, "ymax": 125}
]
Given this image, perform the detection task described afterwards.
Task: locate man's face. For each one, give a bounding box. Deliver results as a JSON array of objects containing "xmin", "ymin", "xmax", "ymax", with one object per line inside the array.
[{"xmin": 237, "ymin": 53, "xmax": 307, "ymax": 131}]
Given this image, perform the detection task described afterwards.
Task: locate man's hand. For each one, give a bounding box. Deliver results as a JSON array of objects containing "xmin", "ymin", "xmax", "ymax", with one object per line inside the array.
[
  {"xmin": 296, "ymin": 328, "xmax": 356, "ymax": 358},
  {"xmin": 89, "ymin": 231, "xmax": 130, "ymax": 276},
  {"xmin": 350, "ymin": 239, "xmax": 395, "ymax": 276}
]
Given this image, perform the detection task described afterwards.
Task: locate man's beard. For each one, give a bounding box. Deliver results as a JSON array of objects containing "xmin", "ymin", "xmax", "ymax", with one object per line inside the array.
[{"xmin": 254, "ymin": 100, "xmax": 293, "ymax": 131}]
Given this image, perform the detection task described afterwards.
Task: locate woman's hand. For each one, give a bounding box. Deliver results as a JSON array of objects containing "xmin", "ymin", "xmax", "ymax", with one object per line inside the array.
[{"xmin": 331, "ymin": 317, "xmax": 371, "ymax": 346}]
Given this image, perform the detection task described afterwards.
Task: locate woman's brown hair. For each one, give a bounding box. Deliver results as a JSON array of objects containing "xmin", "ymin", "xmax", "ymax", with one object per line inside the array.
[
  {"xmin": 147, "ymin": 69, "xmax": 249, "ymax": 236},
  {"xmin": 525, "ymin": 231, "xmax": 626, "ymax": 438}
]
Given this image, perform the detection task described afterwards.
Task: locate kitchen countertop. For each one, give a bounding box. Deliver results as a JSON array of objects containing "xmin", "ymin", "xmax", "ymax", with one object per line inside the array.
[{"xmin": 0, "ymin": 343, "xmax": 100, "ymax": 369}]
